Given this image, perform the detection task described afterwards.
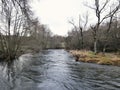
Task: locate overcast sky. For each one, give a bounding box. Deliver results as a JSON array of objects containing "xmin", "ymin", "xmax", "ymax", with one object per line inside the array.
[{"xmin": 30, "ymin": 0, "xmax": 102, "ymax": 36}]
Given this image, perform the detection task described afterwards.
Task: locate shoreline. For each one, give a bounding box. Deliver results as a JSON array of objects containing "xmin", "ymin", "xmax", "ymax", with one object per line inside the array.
[{"xmin": 69, "ymin": 50, "xmax": 120, "ymax": 66}]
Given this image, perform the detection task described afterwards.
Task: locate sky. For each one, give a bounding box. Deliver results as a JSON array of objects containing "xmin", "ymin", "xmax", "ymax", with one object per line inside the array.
[{"xmin": 30, "ymin": 0, "xmax": 97, "ymax": 36}]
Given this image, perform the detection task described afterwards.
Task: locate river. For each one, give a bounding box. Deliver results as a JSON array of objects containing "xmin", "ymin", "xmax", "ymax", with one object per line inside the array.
[{"xmin": 0, "ymin": 49, "xmax": 120, "ymax": 90}]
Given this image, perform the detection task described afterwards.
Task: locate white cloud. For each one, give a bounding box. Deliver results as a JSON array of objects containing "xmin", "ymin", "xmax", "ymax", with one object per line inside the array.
[{"xmin": 30, "ymin": 0, "xmax": 95, "ymax": 36}]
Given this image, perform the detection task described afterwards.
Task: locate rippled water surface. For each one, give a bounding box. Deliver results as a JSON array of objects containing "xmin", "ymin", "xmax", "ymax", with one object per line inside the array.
[{"xmin": 0, "ymin": 49, "xmax": 120, "ymax": 90}]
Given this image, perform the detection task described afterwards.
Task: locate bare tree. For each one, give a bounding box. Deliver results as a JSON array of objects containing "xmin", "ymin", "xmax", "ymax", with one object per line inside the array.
[
  {"xmin": 68, "ymin": 19, "xmax": 81, "ymax": 49},
  {"xmin": 103, "ymin": 12, "xmax": 120, "ymax": 53},
  {"xmin": 0, "ymin": 0, "xmax": 31, "ymax": 61},
  {"xmin": 68, "ymin": 13, "xmax": 88, "ymax": 49},
  {"xmin": 87, "ymin": 0, "xmax": 120, "ymax": 54},
  {"xmin": 79, "ymin": 13, "xmax": 88, "ymax": 49},
  {"xmin": 28, "ymin": 18, "xmax": 52, "ymax": 50}
]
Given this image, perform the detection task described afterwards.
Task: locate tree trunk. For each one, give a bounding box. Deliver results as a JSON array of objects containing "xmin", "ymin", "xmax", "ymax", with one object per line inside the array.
[
  {"xmin": 94, "ymin": 39, "xmax": 97, "ymax": 54},
  {"xmin": 81, "ymin": 35, "xmax": 84, "ymax": 49},
  {"xmin": 103, "ymin": 44, "xmax": 107, "ymax": 55}
]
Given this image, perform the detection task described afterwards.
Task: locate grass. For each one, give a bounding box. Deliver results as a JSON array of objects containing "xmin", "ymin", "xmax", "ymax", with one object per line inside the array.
[{"xmin": 69, "ymin": 50, "xmax": 120, "ymax": 66}]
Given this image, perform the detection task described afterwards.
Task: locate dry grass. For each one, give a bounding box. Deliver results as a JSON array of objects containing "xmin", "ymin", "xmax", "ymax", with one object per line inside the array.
[{"xmin": 69, "ymin": 50, "xmax": 120, "ymax": 66}]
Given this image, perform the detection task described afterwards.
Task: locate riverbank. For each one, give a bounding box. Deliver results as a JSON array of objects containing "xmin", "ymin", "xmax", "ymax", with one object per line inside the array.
[
  {"xmin": 0, "ymin": 45, "xmax": 41, "ymax": 62},
  {"xmin": 69, "ymin": 50, "xmax": 120, "ymax": 66}
]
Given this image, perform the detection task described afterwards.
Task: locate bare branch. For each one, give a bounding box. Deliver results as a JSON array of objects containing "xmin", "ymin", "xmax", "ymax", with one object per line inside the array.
[
  {"xmin": 99, "ymin": 0, "xmax": 110, "ymax": 13},
  {"xmin": 68, "ymin": 19, "xmax": 78, "ymax": 31}
]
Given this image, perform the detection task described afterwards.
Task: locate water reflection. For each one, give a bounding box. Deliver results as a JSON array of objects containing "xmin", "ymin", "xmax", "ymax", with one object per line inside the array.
[{"xmin": 0, "ymin": 49, "xmax": 120, "ymax": 90}]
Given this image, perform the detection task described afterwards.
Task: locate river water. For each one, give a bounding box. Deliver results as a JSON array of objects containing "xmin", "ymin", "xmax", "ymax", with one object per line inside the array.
[{"xmin": 0, "ymin": 49, "xmax": 120, "ymax": 90}]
